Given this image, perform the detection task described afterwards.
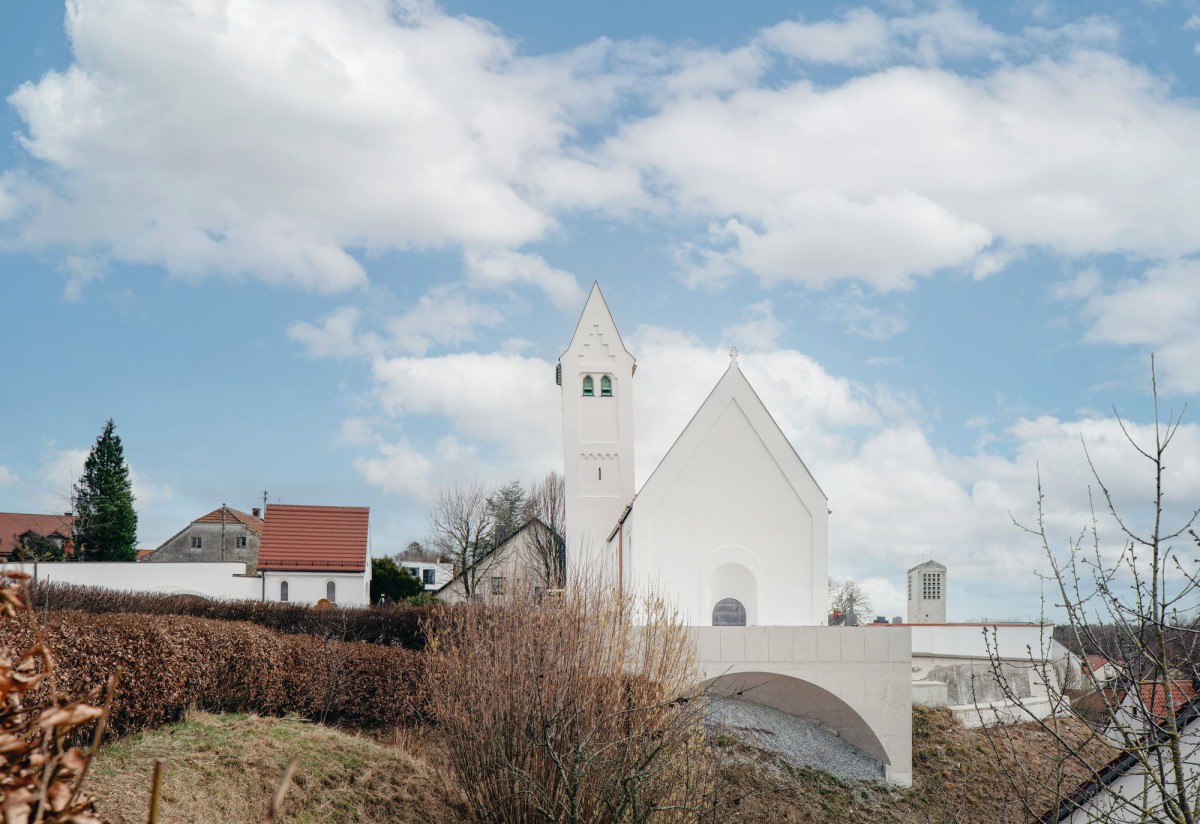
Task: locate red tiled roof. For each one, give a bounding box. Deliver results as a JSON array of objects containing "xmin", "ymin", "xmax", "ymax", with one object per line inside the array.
[
  {"xmin": 193, "ymin": 507, "xmax": 263, "ymax": 536},
  {"xmin": 0, "ymin": 512, "xmax": 74, "ymax": 556},
  {"xmin": 1139, "ymin": 680, "xmax": 1196, "ymax": 721},
  {"xmin": 1085, "ymin": 655, "xmax": 1111, "ymax": 673},
  {"xmin": 136, "ymin": 549, "xmax": 156, "ymax": 561},
  {"xmin": 257, "ymin": 505, "xmax": 368, "ymax": 572}
]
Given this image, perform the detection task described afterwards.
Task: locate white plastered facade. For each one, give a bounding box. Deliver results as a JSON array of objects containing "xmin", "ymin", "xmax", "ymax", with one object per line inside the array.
[{"xmin": 609, "ymin": 361, "xmax": 829, "ymax": 626}]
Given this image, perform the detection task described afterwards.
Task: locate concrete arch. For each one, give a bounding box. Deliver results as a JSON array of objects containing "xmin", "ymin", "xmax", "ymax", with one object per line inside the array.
[
  {"xmin": 689, "ymin": 625, "xmax": 912, "ymax": 785},
  {"xmin": 702, "ymin": 671, "xmax": 888, "ymax": 766}
]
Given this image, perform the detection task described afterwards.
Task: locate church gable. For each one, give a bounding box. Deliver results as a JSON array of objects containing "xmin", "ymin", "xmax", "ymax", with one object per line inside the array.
[{"xmin": 635, "ymin": 359, "xmax": 826, "ymax": 515}]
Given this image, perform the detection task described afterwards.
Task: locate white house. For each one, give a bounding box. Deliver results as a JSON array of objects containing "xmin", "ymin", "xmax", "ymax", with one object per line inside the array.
[
  {"xmin": 560, "ymin": 284, "xmax": 829, "ymax": 627},
  {"xmin": 398, "ymin": 560, "xmax": 453, "ymax": 591},
  {"xmin": 256, "ymin": 504, "xmax": 372, "ymax": 607}
]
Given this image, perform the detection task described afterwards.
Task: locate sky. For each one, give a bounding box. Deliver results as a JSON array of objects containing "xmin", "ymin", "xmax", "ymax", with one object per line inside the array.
[{"xmin": 2, "ymin": 0, "xmax": 1200, "ymax": 622}]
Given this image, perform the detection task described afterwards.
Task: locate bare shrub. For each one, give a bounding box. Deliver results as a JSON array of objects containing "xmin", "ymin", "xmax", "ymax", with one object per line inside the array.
[
  {"xmin": 425, "ymin": 576, "xmax": 723, "ymax": 823},
  {"xmin": 0, "ymin": 572, "xmax": 109, "ymax": 823},
  {"xmin": 0, "ymin": 609, "xmax": 424, "ymax": 733}
]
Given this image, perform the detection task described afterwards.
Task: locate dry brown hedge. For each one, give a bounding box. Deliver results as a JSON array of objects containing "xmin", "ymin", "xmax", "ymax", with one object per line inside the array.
[
  {"xmin": 0, "ymin": 610, "xmax": 424, "ymax": 735},
  {"xmin": 26, "ymin": 582, "xmax": 441, "ymax": 649}
]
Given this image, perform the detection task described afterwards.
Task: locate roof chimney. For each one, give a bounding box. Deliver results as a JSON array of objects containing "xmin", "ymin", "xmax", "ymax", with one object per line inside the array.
[{"xmin": 252, "ymin": 508, "xmax": 261, "ymax": 519}]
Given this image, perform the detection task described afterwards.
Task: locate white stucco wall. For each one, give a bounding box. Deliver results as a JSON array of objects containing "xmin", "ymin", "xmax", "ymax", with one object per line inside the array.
[
  {"xmin": 262, "ymin": 570, "xmax": 370, "ymax": 607},
  {"xmin": 905, "ymin": 623, "xmax": 1058, "ymax": 659},
  {"xmin": 2, "ymin": 561, "xmax": 261, "ymax": 600},
  {"xmin": 620, "ymin": 364, "xmax": 828, "ymax": 627}
]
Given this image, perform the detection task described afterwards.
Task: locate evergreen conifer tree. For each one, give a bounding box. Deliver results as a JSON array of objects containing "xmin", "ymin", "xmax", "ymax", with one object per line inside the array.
[{"xmin": 72, "ymin": 419, "xmax": 138, "ymax": 561}]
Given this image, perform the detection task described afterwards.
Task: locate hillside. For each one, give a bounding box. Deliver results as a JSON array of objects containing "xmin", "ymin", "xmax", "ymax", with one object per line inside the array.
[
  {"xmin": 88, "ymin": 713, "xmax": 468, "ymax": 823},
  {"xmin": 86, "ymin": 707, "xmax": 1113, "ymax": 823}
]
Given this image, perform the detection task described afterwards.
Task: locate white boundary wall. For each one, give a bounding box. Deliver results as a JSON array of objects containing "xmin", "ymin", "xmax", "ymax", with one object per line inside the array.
[{"xmin": 2, "ymin": 561, "xmax": 260, "ymax": 600}]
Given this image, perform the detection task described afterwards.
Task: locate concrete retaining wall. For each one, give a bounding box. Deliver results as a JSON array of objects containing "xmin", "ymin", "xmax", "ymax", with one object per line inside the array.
[{"xmin": 690, "ymin": 625, "xmax": 913, "ymax": 786}]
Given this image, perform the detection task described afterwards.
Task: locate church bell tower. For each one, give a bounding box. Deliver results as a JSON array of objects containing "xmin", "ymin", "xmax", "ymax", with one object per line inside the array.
[{"xmin": 559, "ymin": 283, "xmax": 636, "ymax": 583}]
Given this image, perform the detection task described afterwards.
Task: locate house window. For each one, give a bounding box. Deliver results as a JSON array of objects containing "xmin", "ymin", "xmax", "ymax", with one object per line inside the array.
[
  {"xmin": 712, "ymin": 598, "xmax": 747, "ymax": 626},
  {"xmin": 235, "ymin": 536, "xmax": 247, "ymax": 549},
  {"xmin": 491, "ymin": 576, "xmax": 505, "ymax": 596},
  {"xmin": 582, "ymin": 375, "xmax": 594, "ymax": 396},
  {"xmin": 922, "ymin": 572, "xmax": 942, "ymax": 600},
  {"xmin": 422, "ymin": 569, "xmax": 436, "ymax": 585},
  {"xmin": 600, "ymin": 375, "xmax": 612, "ymax": 397},
  {"xmin": 326, "ymin": 580, "xmax": 337, "ymax": 603},
  {"xmin": 191, "ymin": 536, "xmax": 202, "ymax": 549},
  {"xmin": 280, "ymin": 580, "xmax": 289, "ymax": 602}
]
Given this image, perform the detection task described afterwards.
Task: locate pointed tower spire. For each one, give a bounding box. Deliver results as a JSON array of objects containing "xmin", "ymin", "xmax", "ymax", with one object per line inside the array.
[{"xmin": 559, "ymin": 283, "xmax": 636, "ymax": 585}]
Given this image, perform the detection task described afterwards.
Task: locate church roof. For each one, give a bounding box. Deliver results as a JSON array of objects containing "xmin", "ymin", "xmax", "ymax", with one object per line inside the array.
[
  {"xmin": 609, "ymin": 354, "xmax": 827, "ymax": 541},
  {"xmin": 908, "ymin": 560, "xmax": 947, "ymax": 573}
]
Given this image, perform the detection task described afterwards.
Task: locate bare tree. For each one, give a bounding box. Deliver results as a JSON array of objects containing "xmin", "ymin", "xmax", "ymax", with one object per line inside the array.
[
  {"xmin": 829, "ymin": 578, "xmax": 873, "ymax": 623},
  {"xmin": 522, "ymin": 470, "xmax": 566, "ymax": 591},
  {"xmin": 428, "ymin": 482, "xmax": 497, "ymax": 598},
  {"xmin": 984, "ymin": 357, "xmax": 1200, "ymax": 823}
]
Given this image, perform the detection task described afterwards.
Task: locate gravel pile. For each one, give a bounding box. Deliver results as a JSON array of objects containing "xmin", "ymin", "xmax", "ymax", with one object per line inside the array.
[{"xmin": 704, "ymin": 696, "xmax": 885, "ymax": 783}]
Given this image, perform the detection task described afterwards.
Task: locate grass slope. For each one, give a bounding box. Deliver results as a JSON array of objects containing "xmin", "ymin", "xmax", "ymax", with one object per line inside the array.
[
  {"xmin": 89, "ymin": 712, "xmax": 467, "ymax": 823},
  {"xmin": 722, "ymin": 706, "xmax": 1116, "ymax": 823},
  {"xmin": 87, "ymin": 707, "xmax": 1113, "ymax": 824}
]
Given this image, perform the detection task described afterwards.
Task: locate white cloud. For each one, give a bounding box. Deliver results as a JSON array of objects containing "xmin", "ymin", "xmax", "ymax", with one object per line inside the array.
[
  {"xmin": 757, "ymin": 5, "xmax": 1004, "ymax": 68},
  {"xmin": 289, "ymin": 288, "xmax": 505, "ymax": 359},
  {"xmin": 1077, "ymin": 260, "xmax": 1200, "ymax": 394},
  {"xmin": 6, "ymin": 2, "xmax": 1198, "ymax": 305},
  {"xmin": 0, "ymin": 466, "xmax": 17, "ymax": 488},
  {"xmin": 821, "ymin": 289, "xmax": 908, "ymax": 340},
  {"xmin": 464, "ymin": 249, "xmax": 585, "ymax": 311},
  {"xmin": 2, "ymin": 0, "xmax": 600, "ymax": 298},
  {"xmin": 1050, "ymin": 268, "xmax": 1102, "ymax": 301},
  {"xmin": 607, "ymin": 49, "xmax": 1200, "ymax": 290},
  {"xmin": 289, "ymin": 307, "xmax": 365, "ymax": 359},
  {"xmin": 721, "ymin": 300, "xmax": 785, "ymax": 349}
]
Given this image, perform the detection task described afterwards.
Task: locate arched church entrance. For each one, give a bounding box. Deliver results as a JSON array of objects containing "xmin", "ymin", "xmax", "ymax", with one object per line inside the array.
[
  {"xmin": 707, "ymin": 560, "xmax": 758, "ymax": 625},
  {"xmin": 712, "ymin": 597, "xmax": 747, "ymax": 626}
]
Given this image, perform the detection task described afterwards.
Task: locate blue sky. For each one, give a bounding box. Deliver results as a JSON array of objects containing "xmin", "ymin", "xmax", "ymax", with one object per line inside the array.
[{"xmin": 3, "ymin": 0, "xmax": 1200, "ymax": 620}]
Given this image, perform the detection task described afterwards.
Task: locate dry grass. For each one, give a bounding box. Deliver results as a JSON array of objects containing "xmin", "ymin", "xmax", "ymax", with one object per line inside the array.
[{"xmin": 88, "ymin": 712, "xmax": 468, "ymax": 824}]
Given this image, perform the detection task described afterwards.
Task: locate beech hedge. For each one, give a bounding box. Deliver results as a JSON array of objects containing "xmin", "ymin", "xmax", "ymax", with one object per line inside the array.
[
  {"xmin": 0, "ymin": 610, "xmax": 424, "ymax": 734},
  {"xmin": 26, "ymin": 582, "xmax": 441, "ymax": 649}
]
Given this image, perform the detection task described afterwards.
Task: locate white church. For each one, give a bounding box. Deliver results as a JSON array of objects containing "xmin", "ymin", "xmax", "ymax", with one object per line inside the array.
[{"xmin": 560, "ymin": 283, "xmax": 828, "ymax": 626}]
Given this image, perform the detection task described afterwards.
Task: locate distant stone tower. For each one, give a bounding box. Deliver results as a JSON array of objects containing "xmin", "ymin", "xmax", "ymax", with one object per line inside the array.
[
  {"xmin": 907, "ymin": 560, "xmax": 947, "ymax": 623},
  {"xmin": 559, "ymin": 283, "xmax": 636, "ymax": 583}
]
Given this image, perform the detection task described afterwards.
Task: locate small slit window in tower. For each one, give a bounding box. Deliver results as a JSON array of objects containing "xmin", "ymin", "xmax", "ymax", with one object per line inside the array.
[
  {"xmin": 582, "ymin": 375, "xmax": 594, "ymax": 396},
  {"xmin": 600, "ymin": 375, "xmax": 612, "ymax": 396},
  {"xmin": 598, "ymin": 467, "xmax": 602, "ymax": 480}
]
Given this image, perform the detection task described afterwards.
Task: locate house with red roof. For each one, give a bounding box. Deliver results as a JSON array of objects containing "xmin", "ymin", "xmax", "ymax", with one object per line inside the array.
[
  {"xmin": 0, "ymin": 512, "xmax": 74, "ymax": 560},
  {"xmin": 142, "ymin": 505, "xmax": 264, "ymax": 568},
  {"xmin": 256, "ymin": 504, "xmax": 372, "ymax": 606}
]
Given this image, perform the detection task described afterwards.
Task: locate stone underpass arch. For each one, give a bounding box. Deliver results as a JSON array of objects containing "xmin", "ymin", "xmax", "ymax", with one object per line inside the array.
[{"xmin": 702, "ymin": 671, "xmax": 888, "ymax": 766}]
